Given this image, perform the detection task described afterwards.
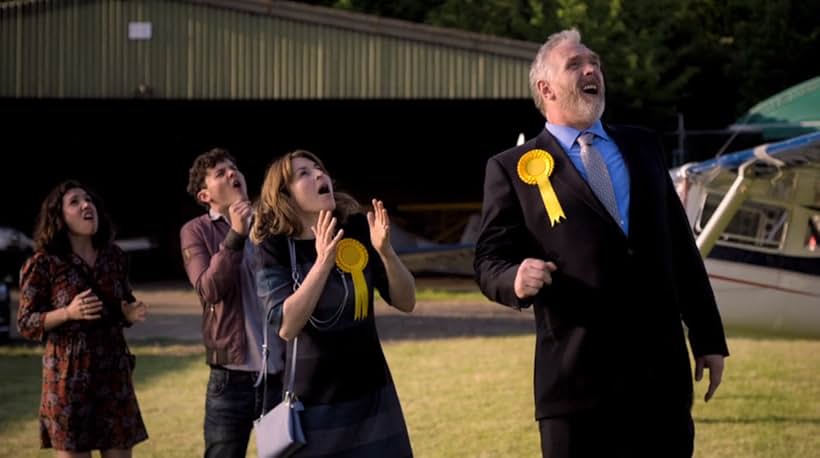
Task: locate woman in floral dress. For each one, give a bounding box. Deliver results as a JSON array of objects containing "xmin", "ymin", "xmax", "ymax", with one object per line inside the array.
[{"xmin": 17, "ymin": 180, "xmax": 149, "ymax": 457}]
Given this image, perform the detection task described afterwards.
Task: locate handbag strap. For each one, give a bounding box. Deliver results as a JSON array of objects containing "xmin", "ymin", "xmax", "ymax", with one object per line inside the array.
[{"xmin": 256, "ymin": 238, "xmax": 301, "ymax": 417}]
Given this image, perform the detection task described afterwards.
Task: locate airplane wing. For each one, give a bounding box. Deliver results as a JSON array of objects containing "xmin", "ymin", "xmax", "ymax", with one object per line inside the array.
[
  {"xmin": 396, "ymin": 244, "xmax": 475, "ymax": 276},
  {"xmin": 391, "ymin": 211, "xmax": 479, "ymax": 277},
  {"xmin": 683, "ymin": 131, "xmax": 820, "ymax": 179},
  {"xmin": 671, "ymin": 131, "xmax": 820, "ymax": 257},
  {"xmin": 114, "ymin": 237, "xmax": 158, "ymax": 252}
]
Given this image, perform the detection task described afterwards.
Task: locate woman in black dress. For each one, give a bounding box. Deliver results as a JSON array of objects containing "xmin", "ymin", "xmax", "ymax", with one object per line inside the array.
[{"xmin": 251, "ymin": 150, "xmax": 416, "ymax": 457}]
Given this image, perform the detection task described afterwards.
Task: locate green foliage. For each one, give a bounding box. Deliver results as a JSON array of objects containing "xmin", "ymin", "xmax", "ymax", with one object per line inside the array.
[
  {"xmin": 425, "ymin": 0, "xmax": 553, "ymax": 42},
  {"xmin": 294, "ymin": 0, "xmax": 820, "ymax": 129}
]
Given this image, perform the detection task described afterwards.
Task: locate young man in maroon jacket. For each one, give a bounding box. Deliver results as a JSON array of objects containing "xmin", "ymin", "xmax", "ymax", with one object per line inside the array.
[{"xmin": 180, "ymin": 148, "xmax": 285, "ymax": 458}]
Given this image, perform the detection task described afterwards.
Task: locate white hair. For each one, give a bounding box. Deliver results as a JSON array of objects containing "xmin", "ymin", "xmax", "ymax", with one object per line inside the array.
[{"xmin": 529, "ymin": 28, "xmax": 583, "ymax": 115}]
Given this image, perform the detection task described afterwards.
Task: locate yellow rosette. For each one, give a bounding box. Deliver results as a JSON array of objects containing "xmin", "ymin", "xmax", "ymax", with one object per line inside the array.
[
  {"xmin": 335, "ymin": 238, "xmax": 369, "ymax": 320},
  {"xmin": 517, "ymin": 149, "xmax": 566, "ymax": 226}
]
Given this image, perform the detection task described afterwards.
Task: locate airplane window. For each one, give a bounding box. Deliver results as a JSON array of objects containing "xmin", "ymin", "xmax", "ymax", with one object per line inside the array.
[{"xmin": 696, "ymin": 194, "xmax": 787, "ymax": 249}]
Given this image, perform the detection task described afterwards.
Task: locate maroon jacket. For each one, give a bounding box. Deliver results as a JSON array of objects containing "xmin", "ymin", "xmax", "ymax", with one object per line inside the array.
[{"xmin": 180, "ymin": 213, "xmax": 248, "ymax": 365}]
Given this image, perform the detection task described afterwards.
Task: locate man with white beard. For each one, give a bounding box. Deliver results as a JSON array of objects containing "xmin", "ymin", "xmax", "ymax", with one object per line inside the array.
[{"xmin": 473, "ymin": 29, "xmax": 728, "ymax": 457}]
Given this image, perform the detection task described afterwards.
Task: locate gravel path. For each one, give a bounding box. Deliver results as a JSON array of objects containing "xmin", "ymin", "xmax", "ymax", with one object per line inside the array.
[{"xmin": 7, "ymin": 280, "xmax": 534, "ymax": 343}]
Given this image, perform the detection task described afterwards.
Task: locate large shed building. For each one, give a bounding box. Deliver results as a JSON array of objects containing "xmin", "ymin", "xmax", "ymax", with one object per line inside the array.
[{"xmin": 1, "ymin": 0, "xmax": 545, "ymax": 279}]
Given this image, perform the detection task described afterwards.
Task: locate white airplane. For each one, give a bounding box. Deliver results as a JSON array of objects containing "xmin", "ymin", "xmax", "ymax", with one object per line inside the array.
[{"xmin": 671, "ymin": 131, "xmax": 820, "ymax": 337}]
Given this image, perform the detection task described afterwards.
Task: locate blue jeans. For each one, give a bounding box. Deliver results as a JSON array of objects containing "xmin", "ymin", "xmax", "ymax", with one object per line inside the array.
[{"xmin": 204, "ymin": 367, "xmax": 283, "ymax": 458}]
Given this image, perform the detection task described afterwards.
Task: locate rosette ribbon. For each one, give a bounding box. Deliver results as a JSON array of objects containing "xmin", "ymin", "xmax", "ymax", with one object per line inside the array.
[
  {"xmin": 335, "ymin": 238, "xmax": 369, "ymax": 320},
  {"xmin": 517, "ymin": 149, "xmax": 566, "ymax": 226}
]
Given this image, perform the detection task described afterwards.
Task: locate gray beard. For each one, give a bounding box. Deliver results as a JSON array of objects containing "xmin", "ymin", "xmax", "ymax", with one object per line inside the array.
[{"xmin": 556, "ymin": 85, "xmax": 605, "ymax": 126}]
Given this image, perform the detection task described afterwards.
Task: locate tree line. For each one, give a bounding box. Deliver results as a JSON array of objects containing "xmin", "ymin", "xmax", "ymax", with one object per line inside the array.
[{"xmin": 303, "ymin": 0, "xmax": 820, "ymax": 133}]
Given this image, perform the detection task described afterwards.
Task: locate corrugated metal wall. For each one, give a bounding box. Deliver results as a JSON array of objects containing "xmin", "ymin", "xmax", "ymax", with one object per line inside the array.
[{"xmin": 0, "ymin": 0, "xmax": 535, "ymax": 99}]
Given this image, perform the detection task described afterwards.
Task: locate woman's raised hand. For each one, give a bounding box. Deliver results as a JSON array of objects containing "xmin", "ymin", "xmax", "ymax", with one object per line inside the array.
[
  {"xmin": 312, "ymin": 210, "xmax": 344, "ymax": 268},
  {"xmin": 367, "ymin": 199, "xmax": 392, "ymax": 256}
]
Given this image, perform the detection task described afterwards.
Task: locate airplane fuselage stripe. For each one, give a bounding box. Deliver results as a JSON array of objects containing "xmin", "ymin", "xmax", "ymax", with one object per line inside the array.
[{"xmin": 708, "ymin": 273, "xmax": 820, "ymax": 298}]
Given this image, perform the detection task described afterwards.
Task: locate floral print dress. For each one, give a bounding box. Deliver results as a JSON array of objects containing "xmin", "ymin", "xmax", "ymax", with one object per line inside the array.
[{"xmin": 17, "ymin": 245, "xmax": 148, "ymax": 451}]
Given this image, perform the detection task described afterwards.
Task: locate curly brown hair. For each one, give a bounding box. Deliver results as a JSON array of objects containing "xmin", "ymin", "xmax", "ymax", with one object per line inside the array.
[
  {"xmin": 33, "ymin": 180, "xmax": 114, "ymax": 255},
  {"xmin": 251, "ymin": 150, "xmax": 360, "ymax": 243},
  {"xmin": 186, "ymin": 148, "xmax": 237, "ymax": 208}
]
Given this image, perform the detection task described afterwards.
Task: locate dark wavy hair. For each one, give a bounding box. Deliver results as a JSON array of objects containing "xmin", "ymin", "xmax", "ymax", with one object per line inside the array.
[
  {"xmin": 186, "ymin": 147, "xmax": 237, "ymax": 208},
  {"xmin": 33, "ymin": 180, "xmax": 115, "ymax": 255}
]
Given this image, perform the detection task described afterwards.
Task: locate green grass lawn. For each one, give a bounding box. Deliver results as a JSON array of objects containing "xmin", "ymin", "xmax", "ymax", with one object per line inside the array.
[
  {"xmin": 1, "ymin": 336, "xmax": 818, "ymax": 457},
  {"xmin": 414, "ymin": 288, "xmax": 487, "ymax": 302}
]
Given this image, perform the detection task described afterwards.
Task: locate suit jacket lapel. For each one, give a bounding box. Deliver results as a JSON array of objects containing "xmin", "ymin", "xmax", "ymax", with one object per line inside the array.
[{"xmin": 533, "ymin": 129, "xmax": 623, "ymax": 232}]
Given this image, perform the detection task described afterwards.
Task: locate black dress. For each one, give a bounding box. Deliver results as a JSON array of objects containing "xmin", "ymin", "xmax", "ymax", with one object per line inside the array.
[{"xmin": 256, "ymin": 214, "xmax": 413, "ymax": 457}]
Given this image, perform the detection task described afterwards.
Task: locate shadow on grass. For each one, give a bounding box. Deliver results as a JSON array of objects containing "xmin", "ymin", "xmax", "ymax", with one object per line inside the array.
[
  {"xmin": 377, "ymin": 315, "xmax": 820, "ymax": 342},
  {"xmin": 723, "ymin": 326, "xmax": 820, "ymax": 341},
  {"xmin": 718, "ymin": 394, "xmax": 788, "ymax": 401},
  {"xmin": 697, "ymin": 416, "xmax": 820, "ymax": 425},
  {"xmin": 112, "ymin": 310, "xmax": 534, "ymax": 343},
  {"xmin": 0, "ymin": 341, "xmax": 203, "ymax": 434},
  {"xmin": 376, "ymin": 314, "xmax": 534, "ymax": 341}
]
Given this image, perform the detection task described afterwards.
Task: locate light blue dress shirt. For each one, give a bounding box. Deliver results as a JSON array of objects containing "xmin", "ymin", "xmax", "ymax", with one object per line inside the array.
[{"xmin": 544, "ymin": 120, "xmax": 631, "ymax": 234}]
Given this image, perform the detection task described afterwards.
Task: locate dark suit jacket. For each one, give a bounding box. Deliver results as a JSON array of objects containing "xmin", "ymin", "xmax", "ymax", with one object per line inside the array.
[{"xmin": 474, "ymin": 126, "xmax": 729, "ymax": 419}]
